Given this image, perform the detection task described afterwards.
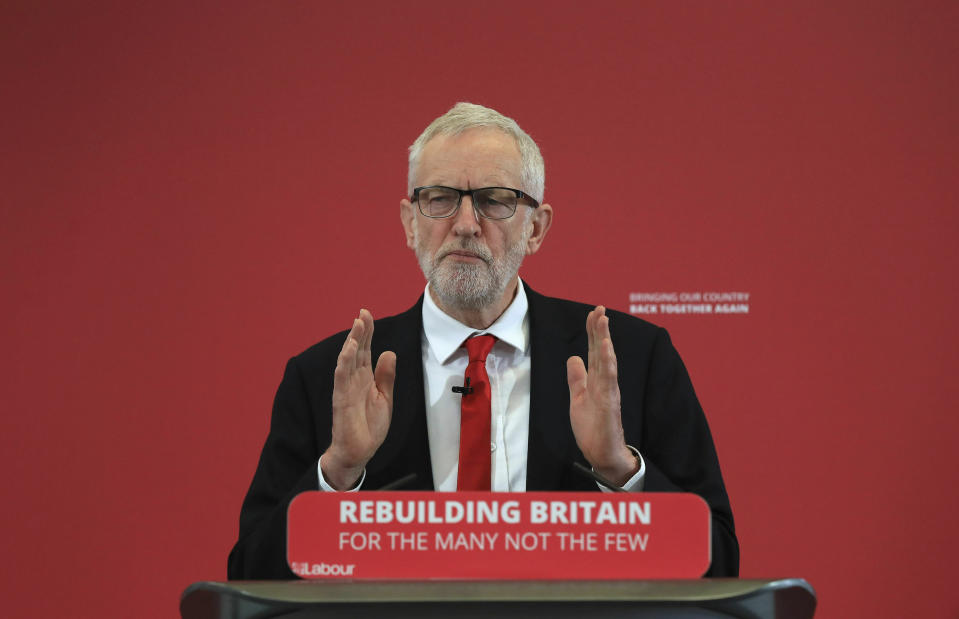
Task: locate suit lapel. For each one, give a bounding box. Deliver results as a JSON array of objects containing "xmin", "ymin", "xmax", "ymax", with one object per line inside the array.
[
  {"xmin": 366, "ymin": 297, "xmax": 435, "ymax": 490},
  {"xmin": 525, "ymin": 284, "xmax": 589, "ymax": 490}
]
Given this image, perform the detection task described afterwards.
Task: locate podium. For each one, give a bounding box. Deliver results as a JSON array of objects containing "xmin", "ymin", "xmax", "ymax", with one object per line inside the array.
[{"xmin": 180, "ymin": 579, "xmax": 816, "ymax": 618}]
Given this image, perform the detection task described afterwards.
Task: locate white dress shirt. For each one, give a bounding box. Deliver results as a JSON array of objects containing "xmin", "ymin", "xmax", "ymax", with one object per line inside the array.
[
  {"xmin": 318, "ymin": 278, "xmax": 645, "ymax": 492},
  {"xmin": 420, "ymin": 279, "xmax": 532, "ymax": 491}
]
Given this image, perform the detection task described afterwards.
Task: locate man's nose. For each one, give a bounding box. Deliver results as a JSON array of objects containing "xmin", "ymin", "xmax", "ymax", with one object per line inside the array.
[{"xmin": 451, "ymin": 195, "xmax": 482, "ymax": 235}]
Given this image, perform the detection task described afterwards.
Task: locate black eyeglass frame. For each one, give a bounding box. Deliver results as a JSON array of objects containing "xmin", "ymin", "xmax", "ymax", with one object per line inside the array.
[{"xmin": 411, "ymin": 185, "xmax": 540, "ymax": 220}]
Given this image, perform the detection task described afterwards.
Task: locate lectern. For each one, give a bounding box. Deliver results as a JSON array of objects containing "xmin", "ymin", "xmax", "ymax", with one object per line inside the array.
[{"xmin": 180, "ymin": 579, "xmax": 816, "ymax": 618}]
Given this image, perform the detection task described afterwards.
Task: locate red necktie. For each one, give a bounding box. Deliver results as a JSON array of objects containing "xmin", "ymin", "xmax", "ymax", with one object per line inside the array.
[{"xmin": 457, "ymin": 335, "xmax": 496, "ymax": 491}]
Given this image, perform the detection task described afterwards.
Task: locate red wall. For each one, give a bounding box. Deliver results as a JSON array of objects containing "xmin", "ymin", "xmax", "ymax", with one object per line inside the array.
[{"xmin": 3, "ymin": 2, "xmax": 957, "ymax": 617}]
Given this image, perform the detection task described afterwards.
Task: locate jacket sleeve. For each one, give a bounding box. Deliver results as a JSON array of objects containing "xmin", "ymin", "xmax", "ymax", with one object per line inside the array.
[
  {"xmin": 638, "ymin": 327, "xmax": 739, "ymax": 577},
  {"xmin": 227, "ymin": 356, "xmax": 323, "ymax": 579}
]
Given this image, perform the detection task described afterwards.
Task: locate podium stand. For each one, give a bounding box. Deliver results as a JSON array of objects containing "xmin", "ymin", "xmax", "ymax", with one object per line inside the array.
[{"xmin": 180, "ymin": 579, "xmax": 816, "ymax": 619}]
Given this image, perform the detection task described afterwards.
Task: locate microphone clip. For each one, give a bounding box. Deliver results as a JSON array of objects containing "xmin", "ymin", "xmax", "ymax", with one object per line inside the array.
[{"xmin": 452, "ymin": 377, "xmax": 474, "ymax": 395}]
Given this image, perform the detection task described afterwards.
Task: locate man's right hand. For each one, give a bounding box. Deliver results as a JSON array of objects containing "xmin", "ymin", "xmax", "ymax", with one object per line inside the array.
[{"xmin": 320, "ymin": 309, "xmax": 396, "ymax": 490}]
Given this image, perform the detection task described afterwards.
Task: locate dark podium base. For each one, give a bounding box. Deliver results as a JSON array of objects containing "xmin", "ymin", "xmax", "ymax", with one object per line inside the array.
[{"xmin": 181, "ymin": 579, "xmax": 816, "ymax": 619}]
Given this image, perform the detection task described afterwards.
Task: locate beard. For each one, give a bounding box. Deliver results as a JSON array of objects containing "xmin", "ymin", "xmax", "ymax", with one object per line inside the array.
[{"xmin": 413, "ymin": 226, "xmax": 530, "ymax": 312}]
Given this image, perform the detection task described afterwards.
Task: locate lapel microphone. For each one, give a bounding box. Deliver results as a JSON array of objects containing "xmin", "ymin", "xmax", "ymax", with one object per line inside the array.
[{"xmin": 451, "ymin": 377, "xmax": 473, "ymax": 395}]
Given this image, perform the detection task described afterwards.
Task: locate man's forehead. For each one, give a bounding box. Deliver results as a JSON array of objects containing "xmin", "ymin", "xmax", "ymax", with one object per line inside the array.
[{"xmin": 416, "ymin": 128, "xmax": 522, "ymax": 188}]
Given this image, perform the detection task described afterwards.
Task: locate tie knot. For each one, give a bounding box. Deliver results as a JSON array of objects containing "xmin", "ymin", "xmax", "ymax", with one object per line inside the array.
[{"xmin": 464, "ymin": 334, "xmax": 496, "ymax": 362}]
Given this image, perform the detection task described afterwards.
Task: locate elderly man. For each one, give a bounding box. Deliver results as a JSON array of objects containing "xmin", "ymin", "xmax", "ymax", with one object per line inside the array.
[{"xmin": 228, "ymin": 103, "xmax": 738, "ymax": 579}]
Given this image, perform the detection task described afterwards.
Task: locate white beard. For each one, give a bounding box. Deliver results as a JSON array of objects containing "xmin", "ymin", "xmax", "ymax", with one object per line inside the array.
[{"xmin": 413, "ymin": 224, "xmax": 530, "ymax": 311}]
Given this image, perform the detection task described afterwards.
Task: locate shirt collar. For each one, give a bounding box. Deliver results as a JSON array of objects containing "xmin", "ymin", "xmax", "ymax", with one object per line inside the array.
[{"xmin": 422, "ymin": 278, "xmax": 530, "ymax": 364}]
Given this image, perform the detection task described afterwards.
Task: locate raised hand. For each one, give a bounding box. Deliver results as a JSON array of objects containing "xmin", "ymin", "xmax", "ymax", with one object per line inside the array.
[
  {"xmin": 566, "ymin": 306, "xmax": 639, "ymax": 486},
  {"xmin": 321, "ymin": 309, "xmax": 396, "ymax": 490}
]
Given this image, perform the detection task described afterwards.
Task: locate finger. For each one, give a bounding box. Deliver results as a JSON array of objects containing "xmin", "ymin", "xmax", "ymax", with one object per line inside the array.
[
  {"xmin": 357, "ymin": 309, "xmax": 373, "ymax": 368},
  {"xmin": 362, "ymin": 309, "xmax": 375, "ymax": 352},
  {"xmin": 374, "ymin": 350, "xmax": 397, "ymax": 408},
  {"xmin": 333, "ymin": 335, "xmax": 358, "ymax": 397},
  {"xmin": 589, "ymin": 306, "xmax": 606, "ymax": 373},
  {"xmin": 586, "ymin": 308, "xmax": 597, "ymax": 372},
  {"xmin": 347, "ymin": 317, "xmax": 365, "ymax": 370},
  {"xmin": 598, "ymin": 336, "xmax": 618, "ymax": 387},
  {"xmin": 597, "ymin": 314, "xmax": 614, "ymax": 375},
  {"xmin": 595, "ymin": 307, "xmax": 608, "ymax": 357},
  {"xmin": 597, "ymin": 309, "xmax": 610, "ymax": 340},
  {"xmin": 566, "ymin": 355, "xmax": 588, "ymax": 398}
]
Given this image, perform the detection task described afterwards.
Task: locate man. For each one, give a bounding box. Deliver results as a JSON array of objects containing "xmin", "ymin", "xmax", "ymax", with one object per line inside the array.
[{"xmin": 228, "ymin": 103, "xmax": 738, "ymax": 579}]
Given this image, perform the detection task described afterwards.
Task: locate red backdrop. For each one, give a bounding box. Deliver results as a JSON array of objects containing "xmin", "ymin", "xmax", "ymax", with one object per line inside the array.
[{"xmin": 3, "ymin": 2, "xmax": 957, "ymax": 617}]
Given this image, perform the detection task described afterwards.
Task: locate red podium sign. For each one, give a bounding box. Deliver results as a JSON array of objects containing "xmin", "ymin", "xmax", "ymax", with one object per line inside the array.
[{"xmin": 288, "ymin": 492, "xmax": 710, "ymax": 580}]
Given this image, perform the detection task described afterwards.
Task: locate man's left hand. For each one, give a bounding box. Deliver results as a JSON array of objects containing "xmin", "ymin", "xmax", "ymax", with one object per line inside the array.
[{"xmin": 567, "ymin": 306, "xmax": 639, "ymax": 486}]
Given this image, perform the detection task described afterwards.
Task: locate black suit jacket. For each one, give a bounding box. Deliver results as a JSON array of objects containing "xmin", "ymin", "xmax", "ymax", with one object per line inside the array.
[{"xmin": 228, "ymin": 283, "xmax": 739, "ymax": 578}]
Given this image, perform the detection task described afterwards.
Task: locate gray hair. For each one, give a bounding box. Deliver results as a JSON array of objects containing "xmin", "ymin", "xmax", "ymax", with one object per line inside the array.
[{"xmin": 407, "ymin": 102, "xmax": 545, "ymax": 204}]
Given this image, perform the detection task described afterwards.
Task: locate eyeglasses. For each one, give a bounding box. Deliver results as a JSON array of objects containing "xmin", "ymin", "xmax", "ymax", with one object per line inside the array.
[{"xmin": 411, "ymin": 186, "xmax": 540, "ymax": 220}]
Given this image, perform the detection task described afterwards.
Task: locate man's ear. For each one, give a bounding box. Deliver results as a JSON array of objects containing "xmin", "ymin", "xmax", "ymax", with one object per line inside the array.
[
  {"xmin": 400, "ymin": 198, "xmax": 416, "ymax": 249},
  {"xmin": 525, "ymin": 203, "xmax": 553, "ymax": 255}
]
